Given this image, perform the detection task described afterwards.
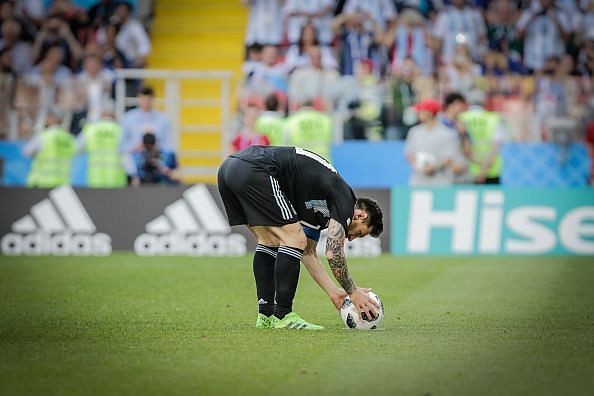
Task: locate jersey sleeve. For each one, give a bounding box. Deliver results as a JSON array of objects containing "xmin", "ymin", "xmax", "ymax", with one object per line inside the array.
[{"xmin": 328, "ymin": 182, "xmax": 356, "ymax": 234}]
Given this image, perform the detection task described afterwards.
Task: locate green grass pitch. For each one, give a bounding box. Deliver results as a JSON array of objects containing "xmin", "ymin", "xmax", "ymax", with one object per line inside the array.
[{"xmin": 1, "ymin": 254, "xmax": 593, "ymax": 395}]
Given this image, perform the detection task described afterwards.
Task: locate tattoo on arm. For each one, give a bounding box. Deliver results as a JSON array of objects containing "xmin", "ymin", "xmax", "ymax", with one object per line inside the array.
[{"xmin": 326, "ymin": 219, "xmax": 355, "ymax": 294}]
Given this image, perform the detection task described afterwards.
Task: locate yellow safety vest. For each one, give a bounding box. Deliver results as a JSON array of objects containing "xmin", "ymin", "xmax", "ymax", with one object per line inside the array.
[
  {"xmin": 459, "ymin": 110, "xmax": 502, "ymax": 178},
  {"xmin": 27, "ymin": 127, "xmax": 76, "ymax": 188},
  {"xmin": 83, "ymin": 120, "xmax": 127, "ymax": 188},
  {"xmin": 286, "ymin": 109, "xmax": 333, "ymax": 162}
]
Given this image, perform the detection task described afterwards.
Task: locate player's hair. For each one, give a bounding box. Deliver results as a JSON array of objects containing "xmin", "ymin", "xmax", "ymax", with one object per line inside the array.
[
  {"xmin": 356, "ymin": 197, "xmax": 383, "ymax": 238},
  {"xmin": 443, "ymin": 92, "xmax": 467, "ymax": 109}
]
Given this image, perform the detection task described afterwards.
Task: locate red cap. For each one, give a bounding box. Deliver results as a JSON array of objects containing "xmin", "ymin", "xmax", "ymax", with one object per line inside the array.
[{"xmin": 413, "ymin": 98, "xmax": 441, "ymax": 115}]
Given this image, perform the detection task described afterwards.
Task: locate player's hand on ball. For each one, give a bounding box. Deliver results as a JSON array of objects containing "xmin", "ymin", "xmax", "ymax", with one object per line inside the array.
[
  {"xmin": 349, "ymin": 287, "xmax": 380, "ymax": 320},
  {"xmin": 330, "ymin": 289, "xmax": 349, "ymax": 310}
]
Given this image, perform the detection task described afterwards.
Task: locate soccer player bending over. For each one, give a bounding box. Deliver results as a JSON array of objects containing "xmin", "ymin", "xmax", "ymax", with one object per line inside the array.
[{"xmin": 217, "ymin": 146, "xmax": 383, "ymax": 330}]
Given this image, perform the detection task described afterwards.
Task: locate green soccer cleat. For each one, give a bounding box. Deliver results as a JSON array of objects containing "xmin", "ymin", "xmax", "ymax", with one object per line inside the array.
[
  {"xmin": 272, "ymin": 312, "xmax": 324, "ymax": 330},
  {"xmin": 255, "ymin": 313, "xmax": 273, "ymax": 329}
]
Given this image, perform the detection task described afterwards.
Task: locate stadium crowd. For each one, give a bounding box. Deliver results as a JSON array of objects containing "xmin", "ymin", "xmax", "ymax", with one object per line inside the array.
[
  {"xmin": 0, "ymin": 0, "xmax": 181, "ymax": 187},
  {"xmin": 0, "ymin": 0, "xmax": 593, "ymax": 187},
  {"xmin": 240, "ymin": 0, "xmax": 594, "ymax": 185}
]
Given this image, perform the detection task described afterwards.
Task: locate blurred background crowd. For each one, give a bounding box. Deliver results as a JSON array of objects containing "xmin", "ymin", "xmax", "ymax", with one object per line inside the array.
[
  {"xmin": 0, "ymin": 0, "xmax": 593, "ymax": 187},
  {"xmin": 240, "ymin": 0, "xmax": 594, "ymax": 141}
]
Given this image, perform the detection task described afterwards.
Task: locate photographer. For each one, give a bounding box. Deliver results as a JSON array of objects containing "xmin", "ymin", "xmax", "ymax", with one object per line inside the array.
[{"xmin": 131, "ymin": 132, "xmax": 180, "ymax": 186}]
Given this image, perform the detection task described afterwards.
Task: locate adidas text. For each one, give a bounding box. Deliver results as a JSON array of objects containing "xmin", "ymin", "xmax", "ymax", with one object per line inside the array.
[
  {"xmin": 1, "ymin": 232, "xmax": 111, "ymax": 256},
  {"xmin": 134, "ymin": 232, "xmax": 246, "ymax": 256}
]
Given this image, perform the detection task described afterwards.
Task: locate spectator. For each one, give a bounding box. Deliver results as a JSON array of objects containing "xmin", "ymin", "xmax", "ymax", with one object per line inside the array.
[
  {"xmin": 283, "ymin": 0, "xmax": 335, "ymax": 45},
  {"xmin": 485, "ymin": 0, "xmax": 521, "ymax": 57},
  {"xmin": 0, "ymin": 16, "xmax": 32, "ymax": 74},
  {"xmin": 97, "ymin": 1, "xmax": 151, "ymax": 68},
  {"xmin": 14, "ymin": 0, "xmax": 48, "ymax": 27},
  {"xmin": 332, "ymin": 11, "xmax": 383, "ymax": 76},
  {"xmin": 384, "ymin": 8, "xmax": 434, "ymax": 76},
  {"xmin": 78, "ymin": 106, "xmax": 127, "ymax": 188},
  {"xmin": 131, "ymin": 132, "xmax": 180, "ymax": 186},
  {"xmin": 352, "ymin": 59, "xmax": 383, "ymax": 130},
  {"xmin": 26, "ymin": 44, "xmax": 73, "ymax": 130},
  {"xmin": 23, "ymin": 111, "xmax": 76, "ymax": 187},
  {"xmin": 247, "ymin": 44, "xmax": 289, "ymax": 96},
  {"xmin": 243, "ymin": 0, "xmax": 283, "ymax": 46},
  {"xmin": 405, "ymin": 98, "xmax": 465, "ymax": 185},
  {"xmin": 516, "ymin": 0, "xmax": 571, "ymax": 73},
  {"xmin": 577, "ymin": 0, "xmax": 594, "ymax": 48},
  {"xmin": 288, "ymin": 45, "xmax": 340, "ymax": 111},
  {"xmin": 120, "ymin": 86, "xmax": 172, "ymax": 155},
  {"xmin": 533, "ymin": 56, "xmax": 568, "ymax": 139},
  {"xmin": 440, "ymin": 91, "xmax": 472, "ymax": 183},
  {"xmin": 29, "ymin": 44, "xmax": 71, "ymax": 85},
  {"xmin": 459, "ymin": 92, "xmax": 505, "ymax": 184},
  {"xmin": 47, "ymin": 0, "xmax": 90, "ymax": 45},
  {"xmin": 0, "ymin": 46, "xmax": 16, "ymax": 137},
  {"xmin": 0, "ymin": 0, "xmax": 37, "ymax": 42},
  {"xmin": 96, "ymin": 21, "xmax": 127, "ymax": 69},
  {"xmin": 342, "ymin": 0, "xmax": 397, "ymax": 31},
  {"xmin": 577, "ymin": 38, "xmax": 594, "ymax": 76},
  {"xmin": 71, "ymin": 54, "xmax": 115, "ymax": 133},
  {"xmin": 432, "ymin": 0, "xmax": 487, "ymax": 64},
  {"xmin": 384, "ymin": 56, "xmax": 419, "ymax": 139},
  {"xmin": 284, "ymin": 23, "xmax": 337, "ymax": 71},
  {"xmin": 393, "ymin": 0, "xmax": 442, "ymax": 20},
  {"xmin": 243, "ymin": 43, "xmax": 262, "ymax": 80},
  {"xmin": 31, "ymin": 14, "xmax": 82, "ymax": 69},
  {"xmin": 343, "ymin": 99, "xmax": 368, "ymax": 140},
  {"xmin": 231, "ymin": 103, "xmax": 269, "ymax": 152},
  {"xmin": 88, "ymin": 0, "xmax": 119, "ymax": 30},
  {"xmin": 254, "ymin": 93, "xmax": 286, "ymax": 145},
  {"xmin": 285, "ymin": 100, "xmax": 333, "ymax": 161},
  {"xmin": 555, "ymin": 53, "xmax": 583, "ymax": 120},
  {"xmin": 440, "ymin": 44, "xmax": 482, "ymax": 96}
]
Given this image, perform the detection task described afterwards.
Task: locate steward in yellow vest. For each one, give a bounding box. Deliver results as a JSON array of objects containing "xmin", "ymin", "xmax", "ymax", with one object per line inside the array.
[
  {"xmin": 286, "ymin": 104, "xmax": 333, "ymax": 161},
  {"xmin": 255, "ymin": 94, "xmax": 286, "ymax": 146},
  {"xmin": 459, "ymin": 105, "xmax": 503, "ymax": 184},
  {"xmin": 81, "ymin": 117, "xmax": 127, "ymax": 188},
  {"xmin": 25, "ymin": 118, "xmax": 76, "ymax": 188}
]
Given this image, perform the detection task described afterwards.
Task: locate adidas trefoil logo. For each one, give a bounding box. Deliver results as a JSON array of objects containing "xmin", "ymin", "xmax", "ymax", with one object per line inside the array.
[
  {"xmin": 134, "ymin": 184, "xmax": 246, "ymax": 256},
  {"xmin": 1, "ymin": 185, "xmax": 111, "ymax": 256}
]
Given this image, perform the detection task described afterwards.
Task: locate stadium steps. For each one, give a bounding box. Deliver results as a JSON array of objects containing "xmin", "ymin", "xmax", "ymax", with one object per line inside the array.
[{"xmin": 147, "ymin": 0, "xmax": 246, "ymax": 184}]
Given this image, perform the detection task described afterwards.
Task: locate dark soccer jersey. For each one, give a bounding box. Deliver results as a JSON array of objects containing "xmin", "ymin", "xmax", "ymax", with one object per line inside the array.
[{"xmin": 230, "ymin": 146, "xmax": 356, "ymax": 233}]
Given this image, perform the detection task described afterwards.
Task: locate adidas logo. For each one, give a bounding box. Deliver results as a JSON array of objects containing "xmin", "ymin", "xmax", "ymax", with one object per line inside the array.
[
  {"xmin": 134, "ymin": 184, "xmax": 246, "ymax": 256},
  {"xmin": 1, "ymin": 186, "xmax": 111, "ymax": 256}
]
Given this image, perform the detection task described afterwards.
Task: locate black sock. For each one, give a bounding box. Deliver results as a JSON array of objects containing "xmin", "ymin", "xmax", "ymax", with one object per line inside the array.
[
  {"xmin": 253, "ymin": 244, "xmax": 277, "ymax": 316},
  {"xmin": 274, "ymin": 246, "xmax": 303, "ymax": 319}
]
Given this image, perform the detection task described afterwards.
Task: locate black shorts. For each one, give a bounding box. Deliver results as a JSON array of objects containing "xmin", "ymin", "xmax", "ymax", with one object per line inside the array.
[{"xmin": 217, "ymin": 156, "xmax": 298, "ymax": 227}]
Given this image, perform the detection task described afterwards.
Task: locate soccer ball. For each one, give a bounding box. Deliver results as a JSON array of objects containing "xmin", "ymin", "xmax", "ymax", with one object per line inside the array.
[
  {"xmin": 415, "ymin": 152, "xmax": 437, "ymax": 171},
  {"xmin": 340, "ymin": 291, "xmax": 384, "ymax": 330}
]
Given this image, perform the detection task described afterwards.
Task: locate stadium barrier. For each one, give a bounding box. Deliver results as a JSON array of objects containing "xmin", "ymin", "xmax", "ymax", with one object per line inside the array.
[
  {"xmin": 0, "ymin": 185, "xmax": 390, "ymax": 257},
  {"xmin": 3, "ymin": 141, "xmax": 590, "ymax": 187},
  {"xmin": 391, "ymin": 187, "xmax": 594, "ymax": 256}
]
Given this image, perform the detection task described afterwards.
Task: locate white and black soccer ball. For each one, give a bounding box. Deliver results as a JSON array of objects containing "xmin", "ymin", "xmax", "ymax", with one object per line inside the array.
[{"xmin": 340, "ymin": 291, "xmax": 384, "ymax": 330}]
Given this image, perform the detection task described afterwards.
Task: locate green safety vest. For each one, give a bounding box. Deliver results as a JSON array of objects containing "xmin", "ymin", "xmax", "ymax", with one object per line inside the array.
[
  {"xmin": 27, "ymin": 127, "xmax": 76, "ymax": 188},
  {"xmin": 83, "ymin": 120, "xmax": 127, "ymax": 188},
  {"xmin": 254, "ymin": 113, "xmax": 286, "ymax": 146},
  {"xmin": 459, "ymin": 110, "xmax": 502, "ymax": 178},
  {"xmin": 286, "ymin": 109, "xmax": 333, "ymax": 161}
]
